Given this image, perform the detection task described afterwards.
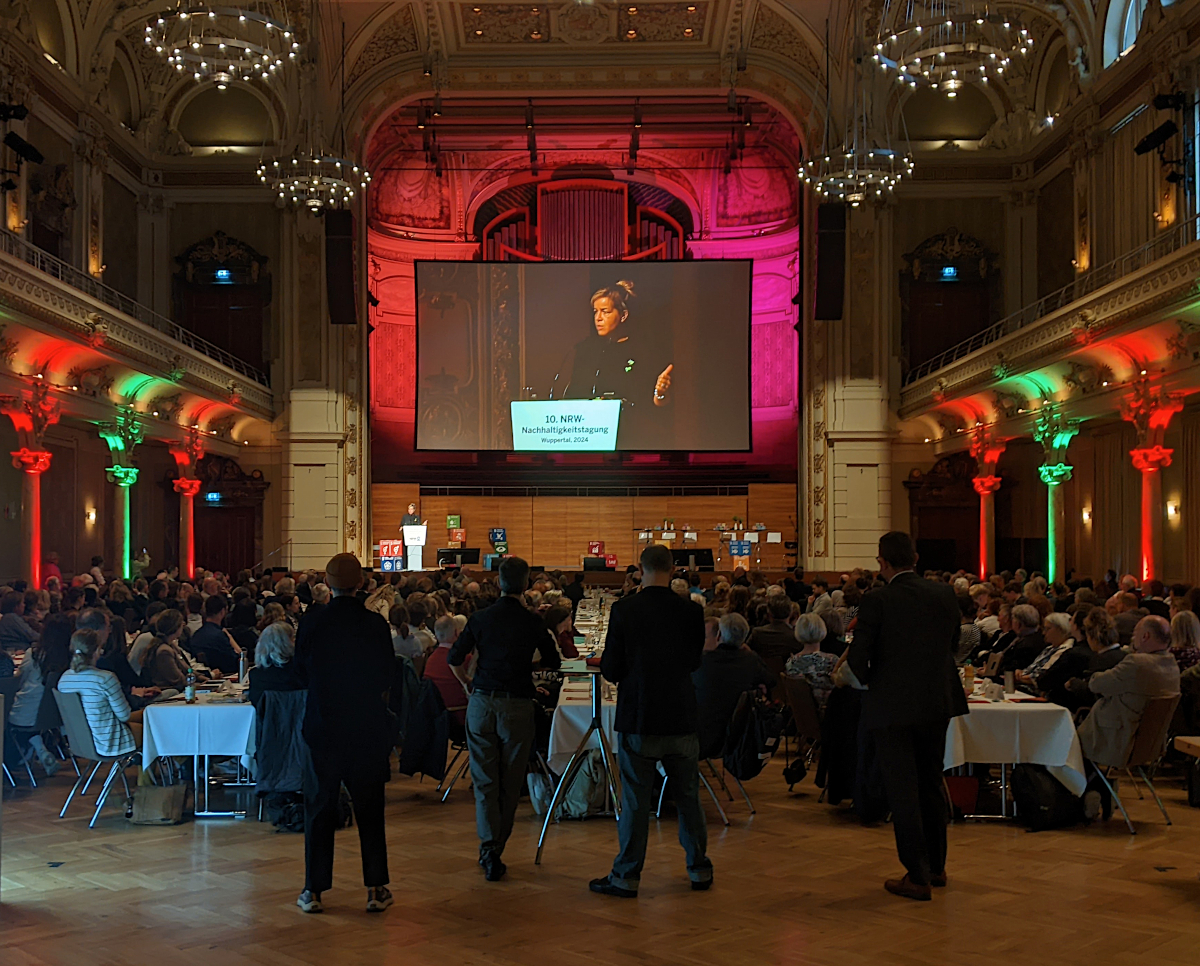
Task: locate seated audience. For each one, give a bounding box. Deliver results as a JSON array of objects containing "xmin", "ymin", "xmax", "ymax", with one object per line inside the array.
[
  {"xmin": 423, "ymin": 615, "xmax": 471, "ymax": 727},
  {"xmin": 1078, "ymin": 616, "xmax": 1180, "ymax": 769},
  {"xmin": 0, "ymin": 590, "xmax": 38, "ymax": 674},
  {"xmin": 542, "ymin": 603, "xmax": 580, "ymax": 660},
  {"xmin": 146, "ymin": 610, "xmax": 216, "ymax": 690},
  {"xmin": 747, "ymin": 595, "xmax": 798, "ymax": 663},
  {"xmin": 955, "ymin": 594, "xmax": 981, "ymax": 663},
  {"xmin": 692, "ymin": 614, "xmax": 774, "ymax": 757},
  {"xmin": 248, "ymin": 620, "xmax": 304, "ymax": 707},
  {"xmin": 190, "ymin": 595, "xmax": 243, "ymax": 675},
  {"xmin": 8, "ymin": 612, "xmax": 73, "ymax": 773},
  {"xmin": 1060, "ymin": 607, "xmax": 1127, "ymax": 710},
  {"xmin": 57, "ymin": 628, "xmax": 139, "ymax": 757},
  {"xmin": 785, "ymin": 613, "xmax": 838, "ymax": 710},
  {"xmin": 1015, "ymin": 612, "xmax": 1074, "ymax": 689},
  {"xmin": 1109, "ymin": 592, "xmax": 1144, "ymax": 646},
  {"xmin": 818, "ymin": 609, "xmax": 846, "ymax": 655},
  {"xmin": 1168, "ymin": 610, "xmax": 1200, "ymax": 672},
  {"xmin": 995, "ymin": 603, "xmax": 1045, "ymax": 675}
]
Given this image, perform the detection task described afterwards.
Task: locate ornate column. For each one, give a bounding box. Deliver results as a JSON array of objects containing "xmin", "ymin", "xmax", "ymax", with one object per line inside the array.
[
  {"xmin": 1122, "ymin": 382, "xmax": 1185, "ymax": 583},
  {"xmin": 2, "ymin": 383, "xmax": 61, "ymax": 586},
  {"xmin": 169, "ymin": 431, "xmax": 204, "ymax": 581},
  {"xmin": 99, "ymin": 409, "xmax": 144, "ymax": 580},
  {"xmin": 970, "ymin": 425, "xmax": 1007, "ymax": 578},
  {"xmin": 1034, "ymin": 408, "xmax": 1080, "ymax": 585}
]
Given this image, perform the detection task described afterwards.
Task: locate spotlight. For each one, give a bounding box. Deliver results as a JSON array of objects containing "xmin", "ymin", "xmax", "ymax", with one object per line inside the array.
[
  {"xmin": 727, "ymin": 87, "xmax": 737, "ymax": 112},
  {"xmin": 1153, "ymin": 92, "xmax": 1186, "ymax": 111},
  {"xmin": 0, "ymin": 103, "xmax": 29, "ymax": 122},
  {"xmin": 1134, "ymin": 120, "xmax": 1178, "ymax": 156},
  {"xmin": 736, "ymin": 48, "xmax": 748, "ymax": 72},
  {"xmin": 633, "ymin": 97, "xmax": 642, "ymax": 128},
  {"xmin": 432, "ymin": 92, "xmax": 442, "ymax": 116},
  {"xmin": 3, "ymin": 131, "xmax": 43, "ymax": 165},
  {"xmin": 525, "ymin": 98, "xmax": 534, "ymax": 129}
]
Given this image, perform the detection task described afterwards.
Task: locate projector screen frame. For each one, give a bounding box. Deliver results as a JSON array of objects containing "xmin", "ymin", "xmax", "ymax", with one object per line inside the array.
[{"xmin": 411, "ymin": 258, "xmax": 755, "ymax": 455}]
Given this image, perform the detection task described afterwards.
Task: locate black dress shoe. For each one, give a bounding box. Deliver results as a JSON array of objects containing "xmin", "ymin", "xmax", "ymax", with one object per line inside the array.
[
  {"xmin": 691, "ymin": 877, "xmax": 713, "ymax": 892},
  {"xmin": 483, "ymin": 856, "xmax": 507, "ymax": 882},
  {"xmin": 589, "ymin": 876, "xmax": 637, "ymax": 898}
]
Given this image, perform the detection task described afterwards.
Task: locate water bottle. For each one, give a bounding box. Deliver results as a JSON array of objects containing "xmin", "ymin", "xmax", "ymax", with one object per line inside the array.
[
  {"xmin": 238, "ymin": 649, "xmax": 247, "ymax": 685},
  {"xmin": 185, "ymin": 667, "xmax": 196, "ymax": 704}
]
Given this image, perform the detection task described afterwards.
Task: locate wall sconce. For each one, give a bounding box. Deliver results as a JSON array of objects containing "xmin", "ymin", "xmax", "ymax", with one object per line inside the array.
[
  {"xmin": 85, "ymin": 507, "xmax": 97, "ymax": 525},
  {"xmin": 1082, "ymin": 507, "xmax": 1092, "ymax": 525},
  {"xmin": 1167, "ymin": 501, "xmax": 1180, "ymax": 520}
]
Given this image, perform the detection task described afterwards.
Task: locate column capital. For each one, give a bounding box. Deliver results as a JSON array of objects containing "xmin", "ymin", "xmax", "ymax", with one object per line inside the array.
[
  {"xmin": 1038, "ymin": 462, "xmax": 1074, "ymax": 486},
  {"xmin": 11, "ymin": 447, "xmax": 52, "ymax": 474},
  {"xmin": 173, "ymin": 477, "xmax": 202, "ymax": 497},
  {"xmin": 969, "ymin": 424, "xmax": 1007, "ymax": 477},
  {"xmin": 973, "ymin": 474, "xmax": 1002, "ymax": 496},
  {"xmin": 1130, "ymin": 445, "xmax": 1173, "ymax": 473},
  {"xmin": 106, "ymin": 465, "xmax": 140, "ymax": 487},
  {"xmin": 1121, "ymin": 382, "xmax": 1184, "ymax": 449}
]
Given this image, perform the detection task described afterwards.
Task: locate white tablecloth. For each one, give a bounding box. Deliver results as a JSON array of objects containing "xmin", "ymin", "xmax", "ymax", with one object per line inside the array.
[
  {"xmin": 142, "ymin": 698, "xmax": 257, "ymax": 768},
  {"xmin": 547, "ymin": 684, "xmax": 617, "ymax": 774},
  {"xmin": 945, "ymin": 696, "xmax": 1087, "ymax": 796}
]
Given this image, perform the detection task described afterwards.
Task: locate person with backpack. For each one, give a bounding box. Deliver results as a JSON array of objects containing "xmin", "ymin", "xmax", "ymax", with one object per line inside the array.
[{"xmin": 589, "ymin": 543, "xmax": 711, "ymax": 898}]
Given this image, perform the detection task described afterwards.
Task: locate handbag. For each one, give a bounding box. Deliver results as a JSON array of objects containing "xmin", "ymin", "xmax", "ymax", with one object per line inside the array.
[{"xmin": 130, "ymin": 784, "xmax": 189, "ymax": 825}]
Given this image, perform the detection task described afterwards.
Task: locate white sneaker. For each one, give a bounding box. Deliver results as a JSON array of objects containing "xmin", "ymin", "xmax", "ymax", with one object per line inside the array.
[
  {"xmin": 1082, "ymin": 789, "xmax": 1102, "ymax": 821},
  {"xmin": 366, "ymin": 886, "xmax": 393, "ymax": 912},
  {"xmin": 296, "ymin": 890, "xmax": 323, "ymax": 913}
]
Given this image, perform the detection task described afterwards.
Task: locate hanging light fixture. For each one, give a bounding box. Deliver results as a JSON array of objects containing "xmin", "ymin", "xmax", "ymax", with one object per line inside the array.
[
  {"xmin": 873, "ymin": 1, "xmax": 1031, "ymax": 93},
  {"xmin": 144, "ymin": 4, "xmax": 299, "ymax": 86},
  {"xmin": 801, "ymin": 20, "xmax": 913, "ymax": 206},
  {"xmin": 256, "ymin": 17, "xmax": 368, "ymax": 211}
]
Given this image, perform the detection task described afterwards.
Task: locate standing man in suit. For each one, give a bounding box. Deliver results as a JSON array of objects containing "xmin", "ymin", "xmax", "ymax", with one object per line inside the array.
[
  {"xmin": 295, "ymin": 553, "xmax": 396, "ymax": 915},
  {"xmin": 449, "ymin": 556, "xmax": 559, "ymax": 882},
  {"xmin": 848, "ymin": 531, "xmax": 967, "ymax": 901},
  {"xmin": 590, "ymin": 544, "xmax": 711, "ymax": 898}
]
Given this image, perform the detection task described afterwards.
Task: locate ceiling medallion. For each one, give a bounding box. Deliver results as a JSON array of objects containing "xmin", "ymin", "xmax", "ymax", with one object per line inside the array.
[
  {"xmin": 144, "ymin": 4, "xmax": 299, "ymax": 87},
  {"xmin": 257, "ymin": 152, "xmax": 371, "ymax": 211},
  {"xmin": 874, "ymin": 1, "xmax": 1031, "ymax": 93}
]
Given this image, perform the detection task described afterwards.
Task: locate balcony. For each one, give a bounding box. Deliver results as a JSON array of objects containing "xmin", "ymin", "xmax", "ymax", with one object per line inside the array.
[
  {"xmin": 0, "ymin": 227, "xmax": 273, "ymax": 416},
  {"xmin": 899, "ymin": 215, "xmax": 1200, "ymax": 418}
]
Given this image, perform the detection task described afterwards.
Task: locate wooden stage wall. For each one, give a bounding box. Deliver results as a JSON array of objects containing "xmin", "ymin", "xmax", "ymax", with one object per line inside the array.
[{"xmin": 371, "ymin": 484, "xmax": 798, "ymax": 572}]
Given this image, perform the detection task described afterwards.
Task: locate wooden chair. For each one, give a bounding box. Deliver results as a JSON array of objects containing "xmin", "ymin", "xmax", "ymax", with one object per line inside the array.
[
  {"xmin": 1093, "ymin": 693, "xmax": 1181, "ymax": 834},
  {"xmin": 52, "ymin": 690, "xmax": 140, "ymax": 828}
]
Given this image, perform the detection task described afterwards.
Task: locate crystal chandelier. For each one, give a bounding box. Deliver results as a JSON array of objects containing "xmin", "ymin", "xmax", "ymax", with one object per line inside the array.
[
  {"xmin": 144, "ymin": 4, "xmax": 299, "ymax": 87},
  {"xmin": 257, "ymin": 152, "xmax": 371, "ymax": 211},
  {"xmin": 801, "ymin": 33, "xmax": 913, "ymax": 207},
  {"xmin": 873, "ymin": 1, "xmax": 1032, "ymax": 93}
]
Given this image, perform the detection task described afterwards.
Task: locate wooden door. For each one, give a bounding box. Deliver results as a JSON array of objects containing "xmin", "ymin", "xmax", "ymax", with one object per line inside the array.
[{"xmin": 195, "ymin": 505, "xmax": 257, "ymax": 574}]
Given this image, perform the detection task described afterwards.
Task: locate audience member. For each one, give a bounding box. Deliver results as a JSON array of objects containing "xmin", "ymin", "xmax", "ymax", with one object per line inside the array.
[
  {"xmin": 1168, "ymin": 610, "xmax": 1200, "ymax": 672},
  {"xmin": 692, "ymin": 613, "xmax": 774, "ymax": 756},
  {"xmin": 785, "ymin": 613, "xmax": 838, "ymax": 710},
  {"xmin": 247, "ymin": 621, "xmax": 303, "ymax": 707}
]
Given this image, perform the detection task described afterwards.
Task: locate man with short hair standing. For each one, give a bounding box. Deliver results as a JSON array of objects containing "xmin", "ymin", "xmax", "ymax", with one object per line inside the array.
[
  {"xmin": 590, "ymin": 543, "xmax": 711, "ymax": 898},
  {"xmin": 449, "ymin": 556, "xmax": 558, "ymax": 882},
  {"xmin": 848, "ymin": 531, "xmax": 966, "ymax": 901},
  {"xmin": 295, "ymin": 553, "xmax": 395, "ymax": 915}
]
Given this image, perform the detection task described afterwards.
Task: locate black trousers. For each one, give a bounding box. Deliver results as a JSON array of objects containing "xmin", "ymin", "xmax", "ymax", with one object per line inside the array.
[
  {"xmin": 304, "ymin": 754, "xmax": 389, "ymax": 894},
  {"xmin": 872, "ymin": 720, "xmax": 949, "ymax": 887}
]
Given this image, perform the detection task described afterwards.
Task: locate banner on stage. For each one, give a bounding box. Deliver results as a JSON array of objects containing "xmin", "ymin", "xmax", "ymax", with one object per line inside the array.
[
  {"xmin": 379, "ymin": 539, "xmax": 404, "ymax": 558},
  {"xmin": 449, "ymin": 528, "xmax": 467, "ymax": 543},
  {"xmin": 510, "ymin": 400, "xmax": 621, "ymax": 452},
  {"xmin": 729, "ymin": 540, "xmax": 752, "ymax": 557}
]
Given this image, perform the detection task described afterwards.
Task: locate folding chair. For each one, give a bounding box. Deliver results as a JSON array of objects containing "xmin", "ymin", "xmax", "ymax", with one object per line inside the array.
[
  {"xmin": 779, "ymin": 674, "xmax": 822, "ymax": 790},
  {"xmin": 1092, "ymin": 694, "xmax": 1181, "ymax": 835},
  {"xmin": 52, "ymin": 690, "xmax": 140, "ymax": 828}
]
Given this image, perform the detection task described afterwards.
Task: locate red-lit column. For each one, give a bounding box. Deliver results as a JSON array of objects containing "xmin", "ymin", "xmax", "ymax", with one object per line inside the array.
[
  {"xmin": 11, "ymin": 448, "xmax": 51, "ymax": 589},
  {"xmin": 173, "ymin": 477, "xmax": 201, "ymax": 582},
  {"xmin": 1131, "ymin": 446, "xmax": 1171, "ymax": 584},
  {"xmin": 973, "ymin": 474, "xmax": 1002, "ymax": 578}
]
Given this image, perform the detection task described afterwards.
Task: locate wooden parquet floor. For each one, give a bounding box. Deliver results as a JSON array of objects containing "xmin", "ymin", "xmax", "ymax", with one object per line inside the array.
[{"xmin": 3, "ymin": 756, "xmax": 1200, "ymax": 966}]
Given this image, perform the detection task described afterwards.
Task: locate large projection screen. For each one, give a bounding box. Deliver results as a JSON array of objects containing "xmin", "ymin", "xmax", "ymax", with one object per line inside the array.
[{"xmin": 415, "ymin": 261, "xmax": 752, "ymax": 452}]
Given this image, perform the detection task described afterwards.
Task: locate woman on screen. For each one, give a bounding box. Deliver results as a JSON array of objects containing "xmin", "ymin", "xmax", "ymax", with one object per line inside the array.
[{"xmin": 552, "ymin": 280, "xmax": 673, "ymax": 448}]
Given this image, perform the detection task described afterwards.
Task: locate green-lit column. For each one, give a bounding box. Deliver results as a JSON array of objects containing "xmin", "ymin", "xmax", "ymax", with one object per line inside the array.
[
  {"xmin": 105, "ymin": 465, "xmax": 139, "ymax": 580},
  {"xmin": 1038, "ymin": 462, "xmax": 1073, "ymax": 585},
  {"xmin": 1035, "ymin": 407, "xmax": 1080, "ymax": 587}
]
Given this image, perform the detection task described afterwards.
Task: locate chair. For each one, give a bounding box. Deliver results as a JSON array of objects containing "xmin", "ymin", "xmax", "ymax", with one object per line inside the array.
[
  {"xmin": 1092, "ymin": 694, "xmax": 1182, "ymax": 835},
  {"xmin": 435, "ymin": 710, "xmax": 470, "ymax": 803},
  {"xmin": 779, "ymin": 674, "xmax": 822, "ymax": 778},
  {"xmin": 252, "ymin": 689, "xmax": 312, "ymax": 821},
  {"xmin": 8, "ymin": 671, "xmax": 76, "ymax": 786},
  {"xmin": 52, "ymin": 690, "xmax": 140, "ymax": 828}
]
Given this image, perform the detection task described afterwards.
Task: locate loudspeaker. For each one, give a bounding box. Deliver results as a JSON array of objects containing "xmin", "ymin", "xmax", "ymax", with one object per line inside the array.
[
  {"xmin": 813, "ymin": 203, "xmax": 845, "ymax": 321},
  {"xmin": 325, "ymin": 209, "xmax": 357, "ymax": 325}
]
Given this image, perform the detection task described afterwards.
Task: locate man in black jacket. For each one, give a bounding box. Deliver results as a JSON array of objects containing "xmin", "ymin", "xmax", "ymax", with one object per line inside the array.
[
  {"xmin": 449, "ymin": 556, "xmax": 558, "ymax": 882},
  {"xmin": 746, "ymin": 595, "xmax": 797, "ymax": 665},
  {"xmin": 590, "ymin": 544, "xmax": 711, "ymax": 898},
  {"xmin": 295, "ymin": 553, "xmax": 395, "ymax": 916},
  {"xmin": 848, "ymin": 531, "xmax": 967, "ymax": 902}
]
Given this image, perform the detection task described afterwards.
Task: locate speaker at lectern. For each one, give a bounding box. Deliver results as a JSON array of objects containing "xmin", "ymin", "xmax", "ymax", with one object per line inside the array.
[{"xmin": 402, "ymin": 524, "xmax": 427, "ymax": 572}]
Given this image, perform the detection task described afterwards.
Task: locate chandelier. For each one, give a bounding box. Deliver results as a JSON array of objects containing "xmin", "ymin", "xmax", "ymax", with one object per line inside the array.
[
  {"xmin": 144, "ymin": 4, "xmax": 299, "ymax": 87},
  {"xmin": 257, "ymin": 152, "xmax": 371, "ymax": 211},
  {"xmin": 873, "ymin": 1, "xmax": 1032, "ymax": 93}
]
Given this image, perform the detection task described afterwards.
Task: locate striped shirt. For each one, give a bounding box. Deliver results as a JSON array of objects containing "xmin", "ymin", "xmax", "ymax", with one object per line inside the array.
[{"xmin": 57, "ymin": 667, "xmax": 137, "ymax": 757}]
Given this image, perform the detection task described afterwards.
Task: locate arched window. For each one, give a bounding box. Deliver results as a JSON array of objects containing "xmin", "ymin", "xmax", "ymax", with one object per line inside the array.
[{"xmin": 1104, "ymin": 0, "xmax": 1174, "ymax": 67}]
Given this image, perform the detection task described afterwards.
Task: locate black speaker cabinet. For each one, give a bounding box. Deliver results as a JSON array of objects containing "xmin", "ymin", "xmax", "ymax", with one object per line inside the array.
[
  {"xmin": 814, "ymin": 203, "xmax": 846, "ymax": 321},
  {"xmin": 325, "ymin": 209, "xmax": 357, "ymax": 325}
]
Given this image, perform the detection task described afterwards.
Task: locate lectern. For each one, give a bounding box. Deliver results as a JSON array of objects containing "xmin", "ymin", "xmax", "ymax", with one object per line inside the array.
[{"xmin": 403, "ymin": 524, "xmax": 427, "ymax": 572}]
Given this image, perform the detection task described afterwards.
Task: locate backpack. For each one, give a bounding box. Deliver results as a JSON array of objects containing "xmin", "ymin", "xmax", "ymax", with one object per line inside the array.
[
  {"xmin": 1011, "ymin": 764, "xmax": 1084, "ymax": 831},
  {"xmin": 723, "ymin": 691, "xmax": 784, "ymax": 782},
  {"xmin": 558, "ymin": 749, "xmax": 609, "ymax": 819}
]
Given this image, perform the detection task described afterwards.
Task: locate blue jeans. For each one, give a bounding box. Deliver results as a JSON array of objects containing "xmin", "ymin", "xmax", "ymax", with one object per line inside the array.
[
  {"xmin": 465, "ymin": 692, "xmax": 536, "ymax": 860},
  {"xmin": 610, "ymin": 732, "xmax": 712, "ymax": 892}
]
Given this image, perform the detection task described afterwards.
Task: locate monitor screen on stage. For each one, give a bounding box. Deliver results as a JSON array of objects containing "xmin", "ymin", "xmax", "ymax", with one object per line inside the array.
[{"xmin": 414, "ymin": 261, "xmax": 752, "ymax": 452}]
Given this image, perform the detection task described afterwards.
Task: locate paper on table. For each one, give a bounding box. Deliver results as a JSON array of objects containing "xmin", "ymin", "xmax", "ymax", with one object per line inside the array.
[
  {"xmin": 766, "ymin": 532, "xmax": 782, "ymax": 543},
  {"xmin": 743, "ymin": 531, "xmax": 759, "ymax": 543}
]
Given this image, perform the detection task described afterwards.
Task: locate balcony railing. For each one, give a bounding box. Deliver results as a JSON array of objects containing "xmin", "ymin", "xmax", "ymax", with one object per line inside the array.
[
  {"xmin": 902, "ymin": 214, "xmax": 1200, "ymax": 386},
  {"xmin": 0, "ymin": 228, "xmax": 270, "ymax": 387}
]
